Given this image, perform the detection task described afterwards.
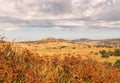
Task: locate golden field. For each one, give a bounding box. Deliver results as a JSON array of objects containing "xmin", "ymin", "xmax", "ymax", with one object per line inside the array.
[
  {"xmin": 0, "ymin": 38, "xmax": 120, "ymax": 83},
  {"xmin": 19, "ymin": 39, "xmax": 120, "ymax": 64}
]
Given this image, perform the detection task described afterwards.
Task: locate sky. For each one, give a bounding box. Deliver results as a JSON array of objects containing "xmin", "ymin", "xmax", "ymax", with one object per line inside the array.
[{"xmin": 0, "ymin": 0, "xmax": 120, "ymax": 41}]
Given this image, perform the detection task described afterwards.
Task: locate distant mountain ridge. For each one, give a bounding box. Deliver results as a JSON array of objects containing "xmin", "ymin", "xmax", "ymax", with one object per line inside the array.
[
  {"xmin": 0, "ymin": 40, "xmax": 6, "ymax": 43},
  {"xmin": 40, "ymin": 37, "xmax": 70, "ymax": 43},
  {"xmin": 20, "ymin": 37, "xmax": 70, "ymax": 43},
  {"xmin": 99, "ymin": 38, "xmax": 120, "ymax": 44},
  {"xmin": 19, "ymin": 38, "xmax": 120, "ymax": 44},
  {"xmin": 72, "ymin": 38, "xmax": 120, "ymax": 44},
  {"xmin": 71, "ymin": 38, "xmax": 91, "ymax": 42}
]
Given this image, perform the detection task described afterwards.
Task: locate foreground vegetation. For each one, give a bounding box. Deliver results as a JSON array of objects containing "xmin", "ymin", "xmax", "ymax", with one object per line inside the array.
[
  {"xmin": 0, "ymin": 42, "xmax": 120, "ymax": 83},
  {"xmin": 99, "ymin": 49, "xmax": 120, "ymax": 58}
]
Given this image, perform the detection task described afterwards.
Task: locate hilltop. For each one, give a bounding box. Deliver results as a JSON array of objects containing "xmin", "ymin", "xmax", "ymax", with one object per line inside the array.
[
  {"xmin": 71, "ymin": 38, "xmax": 120, "ymax": 47},
  {"xmin": 1, "ymin": 37, "xmax": 120, "ymax": 46},
  {"xmin": 0, "ymin": 40, "xmax": 6, "ymax": 43},
  {"xmin": 99, "ymin": 38, "xmax": 120, "ymax": 45},
  {"xmin": 40, "ymin": 37, "xmax": 70, "ymax": 43},
  {"xmin": 71, "ymin": 38, "xmax": 91, "ymax": 42},
  {"xmin": 19, "ymin": 37, "xmax": 71, "ymax": 44}
]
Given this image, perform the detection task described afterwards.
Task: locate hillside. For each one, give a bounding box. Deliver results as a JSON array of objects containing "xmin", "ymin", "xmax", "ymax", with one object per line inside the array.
[
  {"xmin": 71, "ymin": 38, "xmax": 91, "ymax": 42},
  {"xmin": 100, "ymin": 38, "xmax": 120, "ymax": 45},
  {"xmin": 19, "ymin": 38, "xmax": 120, "ymax": 44},
  {"xmin": 0, "ymin": 40, "xmax": 6, "ymax": 43},
  {"xmin": 20, "ymin": 37, "xmax": 70, "ymax": 44},
  {"xmin": 40, "ymin": 37, "xmax": 70, "ymax": 43}
]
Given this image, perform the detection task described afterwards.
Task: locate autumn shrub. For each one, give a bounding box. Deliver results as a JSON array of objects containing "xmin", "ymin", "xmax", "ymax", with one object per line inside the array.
[
  {"xmin": 0, "ymin": 42, "xmax": 120, "ymax": 83},
  {"xmin": 114, "ymin": 60, "xmax": 120, "ymax": 69}
]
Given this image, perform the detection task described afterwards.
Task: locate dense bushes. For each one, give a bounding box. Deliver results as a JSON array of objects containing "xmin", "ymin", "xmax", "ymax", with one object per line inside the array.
[
  {"xmin": 99, "ymin": 49, "xmax": 120, "ymax": 58},
  {"xmin": 99, "ymin": 50, "xmax": 109, "ymax": 58},
  {"xmin": 0, "ymin": 43, "xmax": 120, "ymax": 83},
  {"xmin": 114, "ymin": 60, "xmax": 120, "ymax": 69},
  {"xmin": 114, "ymin": 49, "xmax": 120, "ymax": 56}
]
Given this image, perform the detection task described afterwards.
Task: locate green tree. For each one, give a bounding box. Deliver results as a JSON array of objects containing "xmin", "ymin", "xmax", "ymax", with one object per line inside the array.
[
  {"xmin": 114, "ymin": 60, "xmax": 120, "ymax": 69},
  {"xmin": 114, "ymin": 49, "xmax": 120, "ymax": 56},
  {"xmin": 107, "ymin": 50, "xmax": 114, "ymax": 56},
  {"xmin": 99, "ymin": 50, "xmax": 109, "ymax": 58}
]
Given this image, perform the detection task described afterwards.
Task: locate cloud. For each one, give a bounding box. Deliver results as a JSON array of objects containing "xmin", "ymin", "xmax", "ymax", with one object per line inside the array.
[
  {"xmin": 40, "ymin": 0, "xmax": 72, "ymax": 14},
  {"xmin": 0, "ymin": 0, "xmax": 120, "ymax": 31},
  {"xmin": 0, "ymin": 27, "xmax": 20, "ymax": 31}
]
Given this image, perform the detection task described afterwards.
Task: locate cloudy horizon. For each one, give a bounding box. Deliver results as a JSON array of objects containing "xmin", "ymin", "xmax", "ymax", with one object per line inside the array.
[{"xmin": 0, "ymin": 0, "xmax": 120, "ymax": 41}]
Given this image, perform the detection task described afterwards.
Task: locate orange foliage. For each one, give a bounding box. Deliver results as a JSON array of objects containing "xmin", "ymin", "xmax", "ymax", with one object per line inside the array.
[{"xmin": 0, "ymin": 43, "xmax": 120, "ymax": 83}]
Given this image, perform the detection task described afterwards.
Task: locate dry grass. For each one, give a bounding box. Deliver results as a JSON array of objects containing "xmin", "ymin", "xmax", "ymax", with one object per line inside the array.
[
  {"xmin": 18, "ymin": 42, "xmax": 119, "ymax": 64},
  {"xmin": 0, "ymin": 42, "xmax": 120, "ymax": 83}
]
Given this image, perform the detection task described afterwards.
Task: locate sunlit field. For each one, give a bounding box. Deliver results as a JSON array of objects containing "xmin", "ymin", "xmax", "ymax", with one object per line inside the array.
[{"xmin": 0, "ymin": 37, "xmax": 120, "ymax": 83}]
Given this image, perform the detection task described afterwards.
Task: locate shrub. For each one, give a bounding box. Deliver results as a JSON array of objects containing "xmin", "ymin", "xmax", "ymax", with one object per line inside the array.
[
  {"xmin": 99, "ymin": 50, "xmax": 109, "ymax": 58},
  {"xmin": 95, "ymin": 52, "xmax": 98, "ymax": 55},
  {"xmin": 103, "ymin": 61, "xmax": 112, "ymax": 67},
  {"xmin": 99, "ymin": 49, "xmax": 120, "ymax": 57},
  {"xmin": 90, "ymin": 51, "xmax": 93, "ymax": 54},
  {"xmin": 88, "ymin": 45, "xmax": 91, "ymax": 48},
  {"xmin": 107, "ymin": 50, "xmax": 114, "ymax": 56},
  {"xmin": 114, "ymin": 49, "xmax": 120, "ymax": 56},
  {"xmin": 114, "ymin": 60, "xmax": 120, "ymax": 69},
  {"xmin": 72, "ymin": 47, "xmax": 76, "ymax": 49},
  {"xmin": 0, "ymin": 43, "xmax": 120, "ymax": 83}
]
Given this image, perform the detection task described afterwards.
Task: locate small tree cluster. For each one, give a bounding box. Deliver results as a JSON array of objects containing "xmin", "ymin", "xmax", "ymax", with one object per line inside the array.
[
  {"xmin": 99, "ymin": 50, "xmax": 109, "ymax": 58},
  {"xmin": 114, "ymin": 49, "xmax": 120, "ymax": 56},
  {"xmin": 114, "ymin": 60, "xmax": 120, "ymax": 69},
  {"xmin": 99, "ymin": 49, "xmax": 120, "ymax": 58}
]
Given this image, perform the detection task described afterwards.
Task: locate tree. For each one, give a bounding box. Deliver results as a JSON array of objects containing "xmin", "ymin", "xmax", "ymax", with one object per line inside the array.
[
  {"xmin": 114, "ymin": 49, "xmax": 120, "ymax": 56},
  {"xmin": 107, "ymin": 50, "xmax": 113, "ymax": 56},
  {"xmin": 114, "ymin": 60, "xmax": 120, "ymax": 69},
  {"xmin": 99, "ymin": 50, "xmax": 109, "ymax": 58}
]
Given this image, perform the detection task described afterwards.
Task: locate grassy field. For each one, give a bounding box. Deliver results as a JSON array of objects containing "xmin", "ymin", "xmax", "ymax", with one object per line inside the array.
[
  {"xmin": 0, "ymin": 41, "xmax": 120, "ymax": 83},
  {"xmin": 18, "ymin": 41, "xmax": 120, "ymax": 64}
]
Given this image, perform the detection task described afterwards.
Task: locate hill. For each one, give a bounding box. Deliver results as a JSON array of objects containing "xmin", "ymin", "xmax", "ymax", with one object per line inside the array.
[
  {"xmin": 71, "ymin": 38, "xmax": 91, "ymax": 42},
  {"xmin": 19, "ymin": 38, "xmax": 120, "ymax": 45},
  {"xmin": 100, "ymin": 38, "xmax": 120, "ymax": 45},
  {"xmin": 40, "ymin": 37, "xmax": 70, "ymax": 43},
  {"xmin": 0, "ymin": 40, "xmax": 6, "ymax": 43},
  {"xmin": 20, "ymin": 37, "xmax": 71, "ymax": 44}
]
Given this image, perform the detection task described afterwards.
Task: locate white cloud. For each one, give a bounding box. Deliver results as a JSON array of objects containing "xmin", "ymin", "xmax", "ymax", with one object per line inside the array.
[
  {"xmin": 3, "ymin": 28, "xmax": 20, "ymax": 31},
  {"xmin": 0, "ymin": 0, "xmax": 119, "ymax": 31}
]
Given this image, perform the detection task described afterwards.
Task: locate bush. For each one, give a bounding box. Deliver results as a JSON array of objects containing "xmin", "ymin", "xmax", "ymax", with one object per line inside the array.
[
  {"xmin": 99, "ymin": 49, "xmax": 120, "ymax": 57},
  {"xmin": 99, "ymin": 50, "xmax": 109, "ymax": 58},
  {"xmin": 90, "ymin": 51, "xmax": 93, "ymax": 54},
  {"xmin": 107, "ymin": 50, "xmax": 114, "ymax": 56},
  {"xmin": 103, "ymin": 61, "xmax": 112, "ymax": 67},
  {"xmin": 0, "ymin": 43, "xmax": 120, "ymax": 83},
  {"xmin": 114, "ymin": 60, "xmax": 120, "ymax": 69},
  {"xmin": 95, "ymin": 53, "xmax": 98, "ymax": 55},
  {"xmin": 114, "ymin": 49, "xmax": 120, "ymax": 56},
  {"xmin": 72, "ymin": 47, "xmax": 76, "ymax": 49}
]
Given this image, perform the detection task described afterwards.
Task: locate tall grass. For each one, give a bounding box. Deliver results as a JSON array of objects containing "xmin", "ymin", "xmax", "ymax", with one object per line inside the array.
[{"xmin": 0, "ymin": 42, "xmax": 120, "ymax": 83}]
